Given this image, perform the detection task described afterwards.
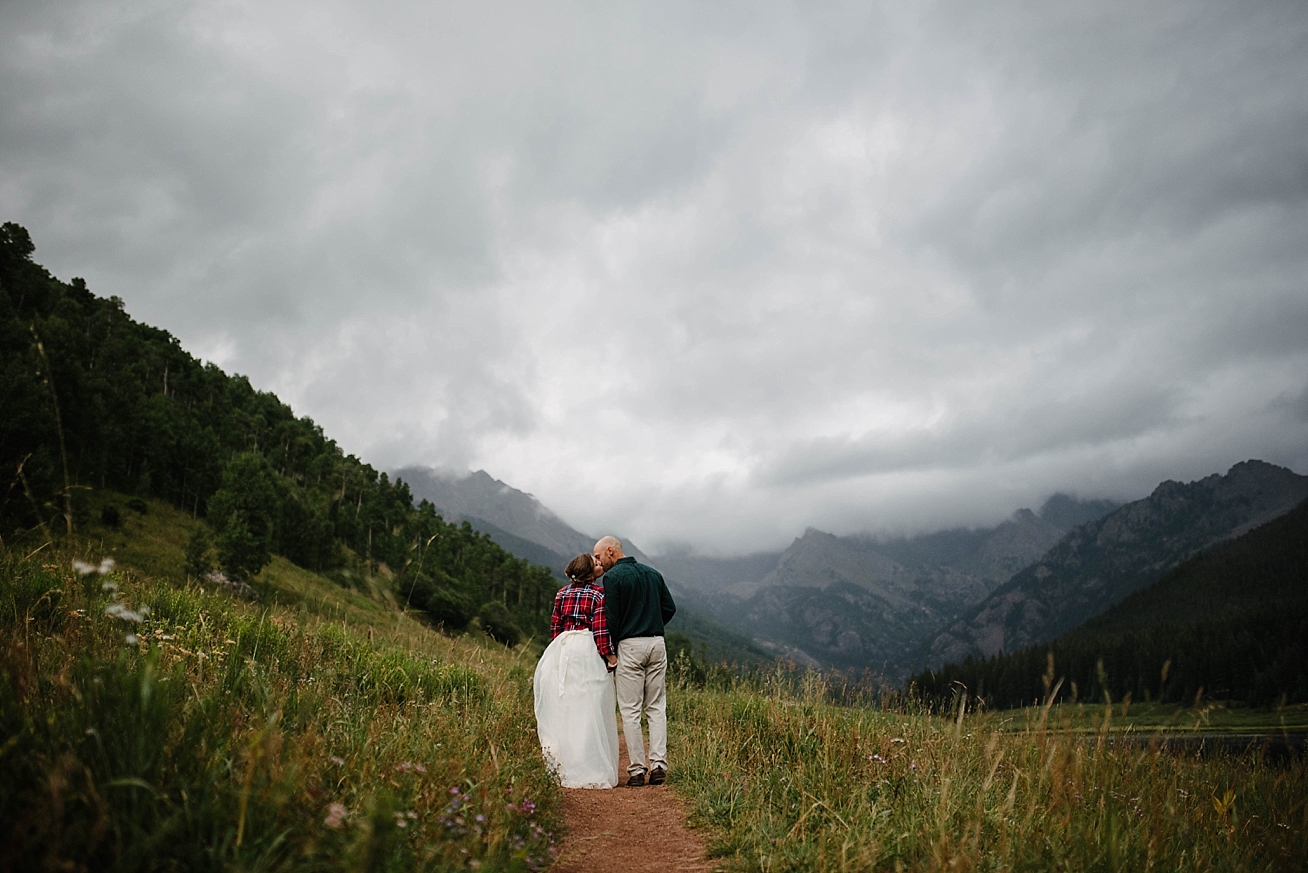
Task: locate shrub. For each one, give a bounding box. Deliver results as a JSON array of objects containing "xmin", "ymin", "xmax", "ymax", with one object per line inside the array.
[
  {"xmin": 427, "ymin": 588, "xmax": 474, "ymax": 631},
  {"xmin": 216, "ymin": 512, "xmax": 269, "ymax": 580},
  {"xmin": 184, "ymin": 524, "xmax": 214, "ymax": 578},
  {"xmin": 126, "ymin": 497, "xmax": 148, "ymax": 514},
  {"xmin": 100, "ymin": 504, "xmax": 122, "ymax": 528},
  {"xmin": 477, "ymin": 601, "xmax": 521, "ymax": 646}
]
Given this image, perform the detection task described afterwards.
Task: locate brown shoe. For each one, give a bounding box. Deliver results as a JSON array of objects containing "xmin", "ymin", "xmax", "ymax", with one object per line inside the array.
[
  {"xmin": 648, "ymin": 766, "xmax": 667, "ymax": 786},
  {"xmin": 625, "ymin": 772, "xmax": 646, "ymax": 787}
]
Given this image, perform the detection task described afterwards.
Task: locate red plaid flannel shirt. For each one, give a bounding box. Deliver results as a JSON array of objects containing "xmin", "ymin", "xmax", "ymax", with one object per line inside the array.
[{"xmin": 549, "ymin": 581, "xmax": 615, "ymax": 659}]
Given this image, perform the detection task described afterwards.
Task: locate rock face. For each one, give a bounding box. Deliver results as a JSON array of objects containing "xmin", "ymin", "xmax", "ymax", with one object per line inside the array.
[
  {"xmin": 730, "ymin": 508, "xmax": 1072, "ymax": 678},
  {"xmin": 394, "ymin": 466, "xmax": 598, "ymax": 560},
  {"xmin": 926, "ymin": 460, "xmax": 1308, "ymax": 667}
]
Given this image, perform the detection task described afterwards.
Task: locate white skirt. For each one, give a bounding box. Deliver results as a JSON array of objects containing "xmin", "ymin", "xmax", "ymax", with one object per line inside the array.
[{"xmin": 533, "ymin": 630, "xmax": 619, "ymax": 789}]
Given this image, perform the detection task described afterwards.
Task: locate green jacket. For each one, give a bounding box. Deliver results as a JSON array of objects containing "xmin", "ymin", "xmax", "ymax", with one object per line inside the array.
[{"xmin": 603, "ymin": 556, "xmax": 677, "ymax": 642}]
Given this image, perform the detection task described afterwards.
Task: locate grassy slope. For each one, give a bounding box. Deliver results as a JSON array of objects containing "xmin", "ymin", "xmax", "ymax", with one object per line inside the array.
[
  {"xmin": 77, "ymin": 489, "xmax": 414, "ymax": 629},
  {"xmin": 2, "ymin": 490, "xmax": 560, "ymax": 871},
  {"xmin": 10, "ymin": 492, "xmax": 1308, "ymax": 872},
  {"xmin": 670, "ymin": 672, "xmax": 1308, "ymax": 872}
]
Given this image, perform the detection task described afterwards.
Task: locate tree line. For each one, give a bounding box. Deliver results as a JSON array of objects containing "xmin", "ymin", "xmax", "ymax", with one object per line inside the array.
[
  {"xmin": 1, "ymin": 222, "xmax": 556, "ymax": 643},
  {"xmin": 910, "ymin": 499, "xmax": 1308, "ymax": 709}
]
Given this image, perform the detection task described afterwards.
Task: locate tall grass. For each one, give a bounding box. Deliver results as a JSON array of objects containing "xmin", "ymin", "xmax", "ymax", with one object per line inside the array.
[
  {"xmin": 0, "ymin": 550, "xmax": 559, "ymax": 872},
  {"xmin": 669, "ymin": 667, "xmax": 1306, "ymax": 871}
]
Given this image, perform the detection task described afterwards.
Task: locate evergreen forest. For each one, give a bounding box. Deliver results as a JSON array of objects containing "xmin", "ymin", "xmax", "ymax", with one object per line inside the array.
[
  {"xmin": 0, "ymin": 221, "xmax": 556, "ymax": 642},
  {"xmin": 911, "ymin": 499, "xmax": 1308, "ymax": 709}
]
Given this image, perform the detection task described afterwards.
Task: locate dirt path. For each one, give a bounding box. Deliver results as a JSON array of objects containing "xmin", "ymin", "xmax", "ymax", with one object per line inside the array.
[{"xmin": 550, "ymin": 721, "xmax": 714, "ymax": 873}]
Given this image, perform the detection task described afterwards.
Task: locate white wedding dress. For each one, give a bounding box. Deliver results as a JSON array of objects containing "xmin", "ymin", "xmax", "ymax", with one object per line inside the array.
[{"xmin": 533, "ymin": 630, "xmax": 619, "ymax": 788}]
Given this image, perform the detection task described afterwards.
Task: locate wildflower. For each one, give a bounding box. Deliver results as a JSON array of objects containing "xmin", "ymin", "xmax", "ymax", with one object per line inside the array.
[
  {"xmin": 324, "ymin": 802, "xmax": 347, "ymax": 829},
  {"xmin": 105, "ymin": 603, "xmax": 147, "ymax": 623},
  {"xmin": 891, "ymin": 737, "xmax": 906, "ymax": 743},
  {"xmin": 869, "ymin": 753, "xmax": 887, "ymax": 764},
  {"xmin": 75, "ymin": 557, "xmax": 116, "ymax": 576},
  {"xmin": 329, "ymin": 755, "xmax": 346, "ymax": 766}
]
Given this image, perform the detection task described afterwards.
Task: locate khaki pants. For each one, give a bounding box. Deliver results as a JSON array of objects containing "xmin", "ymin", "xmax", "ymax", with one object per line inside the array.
[{"xmin": 615, "ymin": 636, "xmax": 667, "ymax": 776}]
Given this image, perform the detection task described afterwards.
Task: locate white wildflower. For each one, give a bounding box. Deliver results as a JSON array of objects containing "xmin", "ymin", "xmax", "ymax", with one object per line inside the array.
[{"xmin": 105, "ymin": 603, "xmax": 145, "ymax": 623}]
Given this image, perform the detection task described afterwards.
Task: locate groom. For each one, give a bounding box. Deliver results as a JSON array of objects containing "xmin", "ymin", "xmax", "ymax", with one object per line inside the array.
[{"xmin": 594, "ymin": 536, "xmax": 677, "ymax": 787}]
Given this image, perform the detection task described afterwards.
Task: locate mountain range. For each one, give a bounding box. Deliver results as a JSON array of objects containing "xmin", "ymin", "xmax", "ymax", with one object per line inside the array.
[
  {"xmin": 926, "ymin": 459, "xmax": 1308, "ymax": 667},
  {"xmin": 913, "ymin": 495, "xmax": 1308, "ymax": 707},
  {"xmin": 396, "ymin": 460, "xmax": 1307, "ymax": 685},
  {"xmin": 666, "ymin": 498, "xmax": 1117, "ymax": 677}
]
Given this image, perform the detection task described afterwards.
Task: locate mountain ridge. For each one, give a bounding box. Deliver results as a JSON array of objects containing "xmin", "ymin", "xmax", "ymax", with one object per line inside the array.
[
  {"xmin": 926, "ymin": 459, "xmax": 1308, "ymax": 667},
  {"xmin": 913, "ymin": 497, "xmax": 1308, "ymax": 708}
]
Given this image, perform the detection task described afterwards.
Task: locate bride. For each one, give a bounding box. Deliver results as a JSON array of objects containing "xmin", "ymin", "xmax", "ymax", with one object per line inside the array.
[{"xmin": 533, "ymin": 553, "xmax": 620, "ymax": 788}]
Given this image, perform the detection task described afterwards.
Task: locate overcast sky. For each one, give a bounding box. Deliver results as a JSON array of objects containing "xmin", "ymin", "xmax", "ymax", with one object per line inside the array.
[{"xmin": 3, "ymin": 0, "xmax": 1306, "ymax": 554}]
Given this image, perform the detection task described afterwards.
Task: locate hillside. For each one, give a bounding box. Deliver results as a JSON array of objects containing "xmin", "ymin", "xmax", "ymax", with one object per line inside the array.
[
  {"xmin": 926, "ymin": 460, "xmax": 1308, "ymax": 667},
  {"xmin": 912, "ymin": 498, "xmax": 1308, "ymax": 708},
  {"xmin": 0, "ymin": 222, "xmax": 561, "ymax": 643},
  {"xmin": 0, "ymin": 493, "xmax": 563, "ymax": 870}
]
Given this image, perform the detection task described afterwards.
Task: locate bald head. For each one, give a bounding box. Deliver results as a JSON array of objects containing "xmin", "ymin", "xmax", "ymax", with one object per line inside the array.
[{"xmin": 593, "ymin": 536, "xmax": 624, "ymax": 570}]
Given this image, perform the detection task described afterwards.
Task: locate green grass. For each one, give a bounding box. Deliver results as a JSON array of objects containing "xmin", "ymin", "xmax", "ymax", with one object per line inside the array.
[
  {"xmin": 668, "ymin": 669, "xmax": 1307, "ymax": 871},
  {"xmin": 11, "ymin": 491, "xmax": 1308, "ymax": 871},
  {"xmin": 1, "ymin": 491, "xmax": 560, "ymax": 871}
]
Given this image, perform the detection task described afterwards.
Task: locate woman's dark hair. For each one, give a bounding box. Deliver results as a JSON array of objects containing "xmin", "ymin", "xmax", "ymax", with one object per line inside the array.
[{"xmin": 565, "ymin": 554, "xmax": 595, "ymax": 583}]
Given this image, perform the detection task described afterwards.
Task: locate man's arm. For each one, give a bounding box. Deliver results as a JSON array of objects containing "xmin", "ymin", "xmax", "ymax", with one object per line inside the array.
[
  {"xmin": 657, "ymin": 574, "xmax": 676, "ymax": 625},
  {"xmin": 604, "ymin": 574, "xmax": 622, "ymax": 643}
]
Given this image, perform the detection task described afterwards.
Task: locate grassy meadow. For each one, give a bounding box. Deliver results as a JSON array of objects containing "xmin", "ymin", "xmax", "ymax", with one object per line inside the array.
[
  {"xmin": 1, "ymin": 494, "xmax": 560, "ymax": 872},
  {"xmin": 4, "ymin": 491, "xmax": 1306, "ymax": 872},
  {"xmin": 668, "ymin": 667, "xmax": 1307, "ymax": 871}
]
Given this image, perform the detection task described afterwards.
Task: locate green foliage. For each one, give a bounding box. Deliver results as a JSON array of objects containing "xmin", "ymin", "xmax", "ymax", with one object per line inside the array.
[
  {"xmin": 427, "ymin": 587, "xmax": 474, "ymax": 631},
  {"xmin": 667, "ymin": 632, "xmax": 709, "ymax": 686},
  {"xmin": 913, "ymin": 500, "xmax": 1308, "ymax": 709},
  {"xmin": 1, "ymin": 223, "xmax": 559, "ymax": 636},
  {"xmin": 208, "ymin": 453, "xmax": 278, "ymax": 579},
  {"xmin": 215, "ymin": 511, "xmax": 269, "ymax": 579},
  {"xmin": 477, "ymin": 601, "xmax": 522, "ymax": 647},
  {"xmin": 100, "ymin": 503, "xmax": 121, "ymax": 528},
  {"xmin": 0, "ymin": 549, "xmax": 560, "ymax": 871},
  {"xmin": 669, "ymin": 670, "xmax": 1308, "ymax": 871},
  {"xmin": 183, "ymin": 522, "xmax": 214, "ymax": 578}
]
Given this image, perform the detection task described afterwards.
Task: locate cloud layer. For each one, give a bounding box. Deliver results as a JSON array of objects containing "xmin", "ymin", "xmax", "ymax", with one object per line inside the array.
[{"xmin": 4, "ymin": 0, "xmax": 1307, "ymax": 553}]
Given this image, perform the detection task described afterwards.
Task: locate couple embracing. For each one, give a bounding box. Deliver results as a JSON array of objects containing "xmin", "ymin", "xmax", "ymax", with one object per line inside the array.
[{"xmin": 533, "ymin": 536, "xmax": 677, "ymax": 789}]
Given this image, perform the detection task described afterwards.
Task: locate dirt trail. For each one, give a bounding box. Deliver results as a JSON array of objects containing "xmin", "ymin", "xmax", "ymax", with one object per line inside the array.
[{"xmin": 550, "ymin": 722, "xmax": 714, "ymax": 873}]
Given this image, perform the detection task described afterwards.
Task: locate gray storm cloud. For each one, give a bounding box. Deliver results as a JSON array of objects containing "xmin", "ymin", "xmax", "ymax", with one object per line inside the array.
[{"xmin": 2, "ymin": 0, "xmax": 1306, "ymax": 554}]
